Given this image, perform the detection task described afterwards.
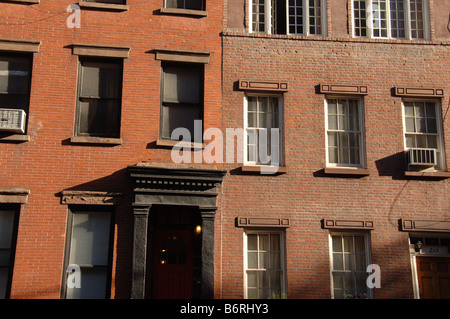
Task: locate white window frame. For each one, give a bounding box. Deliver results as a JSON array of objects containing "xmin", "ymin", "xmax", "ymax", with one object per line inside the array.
[
  {"xmin": 324, "ymin": 97, "xmax": 366, "ymax": 168},
  {"xmin": 329, "ymin": 232, "xmax": 373, "ymax": 299},
  {"xmin": 243, "ymin": 230, "xmax": 287, "ymax": 299},
  {"xmin": 352, "ymin": 0, "xmax": 430, "ymax": 40},
  {"xmin": 249, "ymin": 0, "xmax": 327, "ymax": 36},
  {"xmin": 401, "ymin": 99, "xmax": 446, "ymax": 171},
  {"xmin": 243, "ymin": 94, "xmax": 284, "ymax": 167}
]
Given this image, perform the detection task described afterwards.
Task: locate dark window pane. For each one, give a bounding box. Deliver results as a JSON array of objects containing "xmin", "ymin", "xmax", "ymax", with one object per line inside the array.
[{"xmin": 78, "ymin": 99, "xmax": 120, "ymax": 137}]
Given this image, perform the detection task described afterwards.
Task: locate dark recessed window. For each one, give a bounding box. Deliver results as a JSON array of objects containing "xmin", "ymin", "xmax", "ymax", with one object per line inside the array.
[
  {"xmin": 0, "ymin": 54, "xmax": 32, "ymax": 134},
  {"xmin": 160, "ymin": 63, "xmax": 203, "ymax": 142},
  {"xmin": 63, "ymin": 207, "xmax": 114, "ymax": 299},
  {"xmin": 165, "ymin": 0, "xmax": 204, "ymax": 11},
  {"xmin": 75, "ymin": 58, "xmax": 122, "ymax": 138},
  {"xmin": 0, "ymin": 205, "xmax": 20, "ymax": 299}
]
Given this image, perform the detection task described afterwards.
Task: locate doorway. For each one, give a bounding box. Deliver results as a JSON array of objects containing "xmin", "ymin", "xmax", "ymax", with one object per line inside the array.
[
  {"xmin": 416, "ymin": 256, "xmax": 450, "ymax": 299},
  {"xmin": 145, "ymin": 205, "xmax": 202, "ymax": 299}
]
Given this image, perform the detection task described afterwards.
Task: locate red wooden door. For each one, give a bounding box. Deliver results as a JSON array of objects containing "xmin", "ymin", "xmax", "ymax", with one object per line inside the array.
[
  {"xmin": 417, "ymin": 256, "xmax": 450, "ymax": 299},
  {"xmin": 152, "ymin": 229, "xmax": 193, "ymax": 299}
]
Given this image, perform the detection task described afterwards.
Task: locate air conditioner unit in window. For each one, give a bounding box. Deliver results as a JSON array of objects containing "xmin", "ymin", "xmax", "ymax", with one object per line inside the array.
[
  {"xmin": 407, "ymin": 148, "xmax": 437, "ymax": 169},
  {"xmin": 0, "ymin": 108, "xmax": 26, "ymax": 134}
]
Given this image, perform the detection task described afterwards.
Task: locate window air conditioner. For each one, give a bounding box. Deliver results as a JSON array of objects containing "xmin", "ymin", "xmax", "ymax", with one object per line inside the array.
[
  {"xmin": 407, "ymin": 148, "xmax": 437, "ymax": 168},
  {"xmin": 0, "ymin": 108, "xmax": 26, "ymax": 134}
]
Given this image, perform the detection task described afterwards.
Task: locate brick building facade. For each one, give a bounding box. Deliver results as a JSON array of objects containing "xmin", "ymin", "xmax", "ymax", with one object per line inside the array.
[
  {"xmin": 0, "ymin": 0, "xmax": 224, "ymax": 299},
  {"xmin": 220, "ymin": 0, "xmax": 449, "ymax": 299},
  {"xmin": 0, "ymin": 0, "xmax": 449, "ymax": 300}
]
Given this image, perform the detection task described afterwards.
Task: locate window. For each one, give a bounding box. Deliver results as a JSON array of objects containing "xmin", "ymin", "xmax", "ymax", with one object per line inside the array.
[
  {"xmin": 0, "ymin": 54, "xmax": 32, "ymax": 133},
  {"xmin": 353, "ymin": 0, "xmax": 428, "ymax": 39},
  {"xmin": 330, "ymin": 233, "xmax": 371, "ymax": 299},
  {"xmin": 250, "ymin": 0, "xmax": 326, "ymax": 35},
  {"xmin": 403, "ymin": 100, "xmax": 445, "ymax": 170},
  {"xmin": 161, "ymin": 63, "xmax": 203, "ymax": 142},
  {"xmin": 326, "ymin": 98, "xmax": 365, "ymax": 168},
  {"xmin": 0, "ymin": 205, "xmax": 20, "ymax": 299},
  {"xmin": 75, "ymin": 58, "xmax": 122, "ymax": 138},
  {"xmin": 245, "ymin": 231, "xmax": 286, "ymax": 299},
  {"xmin": 164, "ymin": 0, "xmax": 204, "ymax": 10},
  {"xmin": 83, "ymin": 0, "xmax": 126, "ymax": 4},
  {"xmin": 63, "ymin": 207, "xmax": 114, "ymax": 299},
  {"xmin": 245, "ymin": 95, "xmax": 283, "ymax": 166}
]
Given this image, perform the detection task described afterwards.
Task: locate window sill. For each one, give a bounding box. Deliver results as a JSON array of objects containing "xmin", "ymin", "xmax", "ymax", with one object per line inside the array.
[
  {"xmin": 78, "ymin": 1, "xmax": 129, "ymax": 11},
  {"xmin": 156, "ymin": 139, "xmax": 205, "ymax": 149},
  {"xmin": 404, "ymin": 171, "xmax": 450, "ymax": 178},
  {"xmin": 241, "ymin": 165, "xmax": 287, "ymax": 174},
  {"xmin": 70, "ymin": 136, "xmax": 122, "ymax": 145},
  {"xmin": 2, "ymin": 0, "xmax": 39, "ymax": 3},
  {"xmin": 159, "ymin": 7, "xmax": 208, "ymax": 17},
  {"xmin": 0, "ymin": 134, "xmax": 30, "ymax": 143},
  {"xmin": 324, "ymin": 167, "xmax": 370, "ymax": 176}
]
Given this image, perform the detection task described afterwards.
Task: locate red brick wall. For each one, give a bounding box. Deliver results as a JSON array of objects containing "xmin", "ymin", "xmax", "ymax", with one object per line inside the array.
[
  {"xmin": 0, "ymin": 0, "xmax": 223, "ymax": 298},
  {"xmin": 219, "ymin": 0, "xmax": 450, "ymax": 299}
]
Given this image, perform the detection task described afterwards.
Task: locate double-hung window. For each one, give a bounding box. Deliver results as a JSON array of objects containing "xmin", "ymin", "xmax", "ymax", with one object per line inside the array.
[
  {"xmin": 63, "ymin": 207, "xmax": 114, "ymax": 299},
  {"xmin": 245, "ymin": 95, "xmax": 283, "ymax": 167},
  {"xmin": 0, "ymin": 205, "xmax": 20, "ymax": 299},
  {"xmin": 75, "ymin": 58, "xmax": 123, "ymax": 138},
  {"xmin": 245, "ymin": 231, "xmax": 286, "ymax": 299},
  {"xmin": 161, "ymin": 63, "xmax": 203, "ymax": 142},
  {"xmin": 403, "ymin": 100, "xmax": 445, "ymax": 171},
  {"xmin": 353, "ymin": 0, "xmax": 429, "ymax": 39},
  {"xmin": 250, "ymin": 0, "xmax": 326, "ymax": 35},
  {"xmin": 330, "ymin": 233, "xmax": 372, "ymax": 299},
  {"xmin": 326, "ymin": 98, "xmax": 365, "ymax": 168},
  {"xmin": 0, "ymin": 54, "xmax": 32, "ymax": 134}
]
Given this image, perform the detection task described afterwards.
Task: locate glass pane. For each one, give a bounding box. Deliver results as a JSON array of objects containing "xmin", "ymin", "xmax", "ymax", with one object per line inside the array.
[
  {"xmin": 425, "ymin": 103, "xmax": 436, "ymax": 117},
  {"xmin": 259, "ymin": 251, "xmax": 268, "ymax": 269},
  {"xmin": 0, "ymin": 56, "xmax": 30, "ymax": 94},
  {"xmin": 328, "ymin": 100, "xmax": 337, "ymax": 114},
  {"xmin": 163, "ymin": 65, "xmax": 201, "ymax": 104},
  {"xmin": 415, "ymin": 117, "xmax": 426, "ymax": 133},
  {"xmin": 328, "ymin": 115, "xmax": 337, "ymax": 130},
  {"xmin": 343, "ymin": 236, "xmax": 353, "ymax": 252},
  {"xmin": 78, "ymin": 99, "xmax": 120, "ymax": 137},
  {"xmin": 332, "ymin": 236, "xmax": 342, "ymax": 252},
  {"xmin": 247, "ymin": 271, "xmax": 257, "ymax": 288},
  {"xmin": 0, "ymin": 268, "xmax": 8, "ymax": 299},
  {"xmin": 328, "ymin": 147, "xmax": 338, "ymax": 163},
  {"xmin": 427, "ymin": 135, "xmax": 437, "ymax": 148},
  {"xmin": 0, "ymin": 211, "xmax": 15, "ymax": 249},
  {"xmin": 0, "ymin": 251, "xmax": 10, "ymax": 267},
  {"xmin": 161, "ymin": 103, "xmax": 202, "ymax": 140},
  {"xmin": 248, "ymin": 234, "xmax": 258, "ymax": 250},
  {"xmin": 355, "ymin": 236, "xmax": 365, "ymax": 252},
  {"xmin": 405, "ymin": 117, "xmax": 415, "ymax": 132},
  {"xmin": 333, "ymin": 273, "xmax": 344, "ymax": 289},
  {"xmin": 69, "ymin": 212, "xmax": 111, "ymax": 266},
  {"xmin": 355, "ymin": 253, "xmax": 366, "ymax": 270},
  {"xmin": 270, "ymin": 251, "xmax": 280, "ymax": 269},
  {"xmin": 66, "ymin": 267, "xmax": 107, "ymax": 299},
  {"xmin": 270, "ymin": 234, "xmax": 280, "ymax": 251},
  {"xmin": 248, "ymin": 252, "xmax": 258, "ymax": 269},
  {"xmin": 81, "ymin": 62, "xmax": 120, "ymax": 99},
  {"xmin": 333, "ymin": 254, "xmax": 343, "ymax": 270},
  {"xmin": 248, "ymin": 96, "xmax": 257, "ymax": 112},
  {"xmin": 259, "ymin": 234, "xmax": 269, "ymax": 251},
  {"xmin": 405, "ymin": 134, "xmax": 415, "ymax": 148},
  {"xmin": 426, "ymin": 118, "xmax": 437, "ymax": 134},
  {"xmin": 247, "ymin": 111, "xmax": 257, "ymax": 128}
]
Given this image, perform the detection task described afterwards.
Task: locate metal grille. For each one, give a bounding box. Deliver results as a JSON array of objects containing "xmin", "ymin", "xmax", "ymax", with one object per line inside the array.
[{"xmin": 0, "ymin": 108, "xmax": 26, "ymax": 133}]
